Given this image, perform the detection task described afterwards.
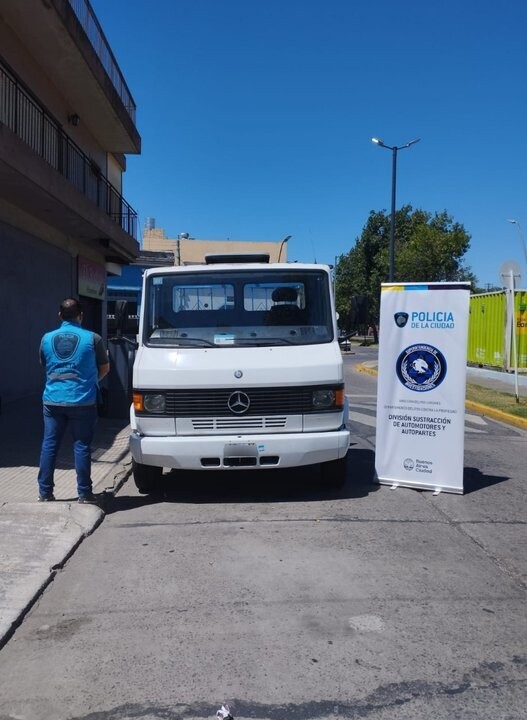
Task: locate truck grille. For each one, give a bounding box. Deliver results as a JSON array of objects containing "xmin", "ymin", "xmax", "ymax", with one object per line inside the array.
[
  {"xmin": 135, "ymin": 386, "xmax": 340, "ymax": 417},
  {"xmin": 166, "ymin": 387, "xmax": 310, "ymax": 416}
]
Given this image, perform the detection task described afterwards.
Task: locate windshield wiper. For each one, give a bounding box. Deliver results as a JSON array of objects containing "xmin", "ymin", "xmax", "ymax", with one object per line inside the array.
[
  {"xmin": 149, "ymin": 336, "xmax": 215, "ymax": 347},
  {"xmin": 235, "ymin": 337, "xmax": 296, "ymax": 346},
  {"xmin": 149, "ymin": 335, "xmax": 298, "ymax": 347}
]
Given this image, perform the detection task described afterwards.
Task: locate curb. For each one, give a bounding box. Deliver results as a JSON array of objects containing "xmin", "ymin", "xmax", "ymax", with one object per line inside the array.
[
  {"xmin": 354, "ymin": 363, "xmax": 527, "ymax": 430},
  {"xmin": 0, "ymin": 456, "xmax": 133, "ymax": 651},
  {"xmin": 0, "ymin": 504, "xmax": 104, "ymax": 651},
  {"xmin": 355, "ymin": 363, "xmax": 378, "ymax": 378},
  {"xmin": 464, "ymin": 400, "xmax": 527, "ymax": 430}
]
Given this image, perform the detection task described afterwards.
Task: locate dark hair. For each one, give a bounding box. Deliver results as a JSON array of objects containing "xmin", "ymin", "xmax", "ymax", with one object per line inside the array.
[{"xmin": 59, "ymin": 298, "xmax": 83, "ymax": 320}]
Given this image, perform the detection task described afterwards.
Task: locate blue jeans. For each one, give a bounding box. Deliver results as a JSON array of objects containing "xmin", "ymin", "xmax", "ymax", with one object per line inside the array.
[{"xmin": 37, "ymin": 404, "xmax": 98, "ymax": 498}]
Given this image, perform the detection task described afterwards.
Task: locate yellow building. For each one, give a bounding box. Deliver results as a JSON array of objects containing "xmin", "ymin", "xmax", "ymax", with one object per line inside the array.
[{"xmin": 142, "ymin": 225, "xmax": 288, "ymax": 264}]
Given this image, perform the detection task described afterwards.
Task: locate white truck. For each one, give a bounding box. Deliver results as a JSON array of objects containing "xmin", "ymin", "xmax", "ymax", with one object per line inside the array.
[{"xmin": 130, "ymin": 254, "xmax": 350, "ymax": 492}]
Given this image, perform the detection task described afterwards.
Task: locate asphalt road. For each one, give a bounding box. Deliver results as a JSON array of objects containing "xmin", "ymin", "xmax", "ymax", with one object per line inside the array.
[{"xmin": 0, "ymin": 346, "xmax": 525, "ymax": 720}]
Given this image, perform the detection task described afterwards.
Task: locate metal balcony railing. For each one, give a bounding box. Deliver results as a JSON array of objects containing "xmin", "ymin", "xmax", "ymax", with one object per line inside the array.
[
  {"xmin": 0, "ymin": 62, "xmax": 137, "ymax": 239},
  {"xmin": 68, "ymin": 0, "xmax": 136, "ymax": 123}
]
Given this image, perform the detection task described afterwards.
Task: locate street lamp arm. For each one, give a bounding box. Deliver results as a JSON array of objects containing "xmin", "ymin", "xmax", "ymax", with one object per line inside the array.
[
  {"xmin": 507, "ymin": 219, "xmax": 527, "ymax": 268},
  {"xmin": 372, "ymin": 137, "xmax": 420, "ymax": 151},
  {"xmin": 371, "ymin": 137, "xmax": 392, "ymax": 150},
  {"xmin": 277, "ymin": 235, "xmax": 292, "ymax": 262},
  {"xmin": 401, "ymin": 138, "xmax": 421, "ymax": 149}
]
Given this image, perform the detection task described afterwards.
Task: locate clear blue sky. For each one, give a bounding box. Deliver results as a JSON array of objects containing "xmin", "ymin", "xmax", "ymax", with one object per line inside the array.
[{"xmin": 92, "ymin": 0, "xmax": 527, "ymax": 289}]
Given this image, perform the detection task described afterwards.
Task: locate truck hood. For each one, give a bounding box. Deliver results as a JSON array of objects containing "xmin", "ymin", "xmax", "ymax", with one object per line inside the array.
[{"xmin": 133, "ymin": 343, "xmax": 343, "ymax": 389}]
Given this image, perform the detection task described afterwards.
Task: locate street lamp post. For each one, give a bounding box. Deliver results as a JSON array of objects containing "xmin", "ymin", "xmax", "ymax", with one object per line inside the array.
[
  {"xmin": 371, "ymin": 137, "xmax": 420, "ymax": 282},
  {"xmin": 507, "ymin": 219, "xmax": 527, "ymax": 270},
  {"xmin": 278, "ymin": 235, "xmax": 291, "ymax": 262}
]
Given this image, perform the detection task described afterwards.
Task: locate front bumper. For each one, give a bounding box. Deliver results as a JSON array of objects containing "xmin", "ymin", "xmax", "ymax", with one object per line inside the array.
[{"xmin": 130, "ymin": 429, "xmax": 350, "ymax": 471}]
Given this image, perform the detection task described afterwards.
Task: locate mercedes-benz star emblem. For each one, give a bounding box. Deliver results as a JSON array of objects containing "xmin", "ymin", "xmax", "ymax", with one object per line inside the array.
[{"xmin": 227, "ymin": 391, "xmax": 250, "ymax": 414}]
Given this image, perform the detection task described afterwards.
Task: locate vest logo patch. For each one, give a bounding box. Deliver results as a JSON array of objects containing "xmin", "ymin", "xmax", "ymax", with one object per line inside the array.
[{"xmin": 52, "ymin": 332, "xmax": 80, "ymax": 360}]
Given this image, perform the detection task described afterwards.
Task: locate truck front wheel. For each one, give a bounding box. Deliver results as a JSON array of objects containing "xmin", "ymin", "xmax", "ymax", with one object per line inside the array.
[
  {"xmin": 320, "ymin": 454, "xmax": 348, "ymax": 489},
  {"xmin": 132, "ymin": 459, "xmax": 164, "ymax": 494}
]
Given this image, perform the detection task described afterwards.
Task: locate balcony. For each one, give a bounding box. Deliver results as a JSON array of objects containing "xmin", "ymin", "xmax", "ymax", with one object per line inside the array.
[
  {"xmin": 0, "ymin": 0, "xmax": 140, "ymax": 154},
  {"xmin": 0, "ymin": 61, "xmax": 139, "ymax": 262},
  {"xmin": 68, "ymin": 0, "xmax": 136, "ymax": 124}
]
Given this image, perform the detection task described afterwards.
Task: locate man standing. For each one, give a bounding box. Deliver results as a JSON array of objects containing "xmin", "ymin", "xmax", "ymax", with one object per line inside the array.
[{"xmin": 37, "ymin": 298, "xmax": 110, "ymax": 503}]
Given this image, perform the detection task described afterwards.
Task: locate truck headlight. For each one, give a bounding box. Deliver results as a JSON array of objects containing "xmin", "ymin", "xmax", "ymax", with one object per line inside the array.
[
  {"xmin": 312, "ymin": 387, "xmax": 345, "ymax": 409},
  {"xmin": 143, "ymin": 394, "xmax": 166, "ymax": 413},
  {"xmin": 312, "ymin": 389, "xmax": 335, "ymax": 408}
]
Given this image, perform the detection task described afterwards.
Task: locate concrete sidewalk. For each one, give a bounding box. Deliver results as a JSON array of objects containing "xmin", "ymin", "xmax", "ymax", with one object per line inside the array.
[
  {"xmin": 0, "ymin": 397, "xmax": 132, "ymax": 647},
  {"xmin": 466, "ymin": 365, "xmax": 527, "ymax": 394}
]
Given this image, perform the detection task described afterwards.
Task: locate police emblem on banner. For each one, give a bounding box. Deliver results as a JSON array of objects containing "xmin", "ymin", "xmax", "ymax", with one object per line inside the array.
[
  {"xmin": 396, "ymin": 343, "xmax": 447, "ymax": 392},
  {"xmin": 394, "ymin": 312, "xmax": 409, "ymax": 328},
  {"xmin": 53, "ymin": 333, "xmax": 80, "ymax": 360}
]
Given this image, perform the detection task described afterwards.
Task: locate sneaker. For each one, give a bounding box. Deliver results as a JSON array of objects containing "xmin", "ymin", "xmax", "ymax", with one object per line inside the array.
[
  {"xmin": 77, "ymin": 493, "xmax": 98, "ymax": 504},
  {"xmin": 38, "ymin": 494, "xmax": 55, "ymax": 502}
]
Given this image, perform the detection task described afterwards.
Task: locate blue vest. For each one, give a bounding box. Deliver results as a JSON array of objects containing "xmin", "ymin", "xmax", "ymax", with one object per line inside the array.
[{"xmin": 41, "ymin": 321, "xmax": 98, "ymax": 405}]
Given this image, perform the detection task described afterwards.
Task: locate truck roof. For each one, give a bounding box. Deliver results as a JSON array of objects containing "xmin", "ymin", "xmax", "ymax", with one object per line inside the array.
[{"xmin": 143, "ymin": 262, "xmax": 330, "ymax": 276}]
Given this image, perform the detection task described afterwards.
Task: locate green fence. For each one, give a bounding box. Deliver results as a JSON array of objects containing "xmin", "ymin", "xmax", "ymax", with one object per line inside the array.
[
  {"xmin": 468, "ymin": 290, "xmax": 527, "ymax": 370},
  {"xmin": 516, "ymin": 290, "xmax": 527, "ymax": 369}
]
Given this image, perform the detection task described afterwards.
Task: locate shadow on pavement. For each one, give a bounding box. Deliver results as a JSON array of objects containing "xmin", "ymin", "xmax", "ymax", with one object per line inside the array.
[
  {"xmin": 102, "ymin": 447, "xmax": 378, "ymax": 513},
  {"xmin": 463, "ymin": 466, "xmax": 510, "ymax": 494},
  {"xmin": 0, "ymin": 393, "xmax": 129, "ymax": 471}
]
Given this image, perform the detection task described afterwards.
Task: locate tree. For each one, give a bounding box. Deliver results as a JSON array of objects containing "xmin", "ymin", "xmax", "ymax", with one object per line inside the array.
[{"xmin": 336, "ymin": 206, "xmax": 477, "ymax": 336}]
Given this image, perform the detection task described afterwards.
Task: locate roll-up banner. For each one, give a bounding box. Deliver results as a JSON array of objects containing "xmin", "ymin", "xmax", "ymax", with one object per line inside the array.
[{"xmin": 375, "ymin": 282, "xmax": 471, "ymax": 494}]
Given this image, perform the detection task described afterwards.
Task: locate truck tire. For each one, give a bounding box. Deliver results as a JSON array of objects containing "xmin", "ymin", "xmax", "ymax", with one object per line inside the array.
[
  {"xmin": 132, "ymin": 459, "xmax": 164, "ymax": 494},
  {"xmin": 320, "ymin": 454, "xmax": 348, "ymax": 489}
]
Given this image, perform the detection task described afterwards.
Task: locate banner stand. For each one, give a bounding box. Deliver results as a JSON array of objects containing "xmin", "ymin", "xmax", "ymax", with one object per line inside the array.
[
  {"xmin": 374, "ymin": 282, "xmax": 471, "ymax": 495},
  {"xmin": 375, "ymin": 474, "xmax": 450, "ymax": 495}
]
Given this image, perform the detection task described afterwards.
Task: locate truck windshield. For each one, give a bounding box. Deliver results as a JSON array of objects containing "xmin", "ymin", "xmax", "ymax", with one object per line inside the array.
[{"xmin": 143, "ymin": 269, "xmax": 334, "ymax": 347}]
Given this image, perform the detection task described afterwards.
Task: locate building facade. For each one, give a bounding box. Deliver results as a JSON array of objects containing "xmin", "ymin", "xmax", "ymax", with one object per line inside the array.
[
  {"xmin": 142, "ymin": 224, "xmax": 288, "ymax": 264},
  {"xmin": 0, "ymin": 0, "xmax": 141, "ymax": 405}
]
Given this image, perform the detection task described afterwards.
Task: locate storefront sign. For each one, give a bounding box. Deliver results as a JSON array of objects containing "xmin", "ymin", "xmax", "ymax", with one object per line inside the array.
[
  {"xmin": 375, "ymin": 282, "xmax": 471, "ymax": 494},
  {"xmin": 78, "ymin": 256, "xmax": 105, "ymax": 299}
]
